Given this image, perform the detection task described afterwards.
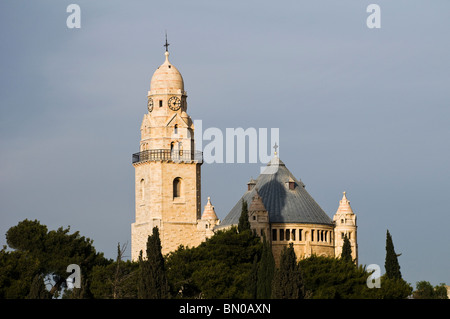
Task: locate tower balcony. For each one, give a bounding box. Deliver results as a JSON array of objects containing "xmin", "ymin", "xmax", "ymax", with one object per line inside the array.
[{"xmin": 132, "ymin": 149, "xmax": 203, "ymax": 164}]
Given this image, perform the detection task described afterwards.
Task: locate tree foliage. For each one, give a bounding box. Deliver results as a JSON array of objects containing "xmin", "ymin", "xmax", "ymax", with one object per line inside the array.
[
  {"xmin": 271, "ymin": 243, "xmax": 304, "ymax": 299},
  {"xmin": 413, "ymin": 281, "xmax": 448, "ymax": 299},
  {"xmin": 299, "ymin": 255, "xmax": 374, "ymax": 299},
  {"xmin": 2, "ymin": 219, "xmax": 110, "ymax": 298},
  {"xmin": 27, "ymin": 274, "xmax": 51, "ymax": 299},
  {"xmin": 138, "ymin": 227, "xmax": 169, "ymax": 299},
  {"xmin": 166, "ymin": 227, "xmax": 262, "ymax": 298},
  {"xmin": 256, "ymin": 235, "xmax": 275, "ymax": 299},
  {"xmin": 0, "ymin": 219, "xmax": 425, "ymax": 299},
  {"xmin": 340, "ymin": 234, "xmax": 352, "ymax": 263},
  {"xmin": 371, "ymin": 275, "xmax": 412, "ymax": 299},
  {"xmin": 385, "ymin": 229, "xmax": 402, "ymax": 280},
  {"xmin": 89, "ymin": 243, "xmax": 138, "ymax": 299},
  {"xmin": 0, "ymin": 247, "xmax": 41, "ymax": 298},
  {"xmin": 237, "ymin": 199, "xmax": 250, "ymax": 233}
]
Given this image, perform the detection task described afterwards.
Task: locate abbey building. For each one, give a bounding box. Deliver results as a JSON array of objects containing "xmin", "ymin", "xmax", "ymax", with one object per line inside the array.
[{"xmin": 131, "ymin": 47, "xmax": 358, "ymax": 264}]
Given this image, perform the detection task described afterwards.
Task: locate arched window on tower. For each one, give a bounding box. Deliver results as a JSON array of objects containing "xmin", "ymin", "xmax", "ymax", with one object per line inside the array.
[
  {"xmin": 173, "ymin": 177, "xmax": 182, "ymax": 198},
  {"xmin": 174, "ymin": 124, "xmax": 178, "ymax": 135},
  {"xmin": 139, "ymin": 179, "xmax": 145, "ymax": 201}
]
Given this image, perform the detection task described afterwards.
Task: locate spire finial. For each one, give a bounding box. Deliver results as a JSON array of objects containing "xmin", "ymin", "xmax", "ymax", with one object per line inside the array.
[
  {"xmin": 164, "ymin": 31, "xmax": 170, "ymax": 52},
  {"xmin": 336, "ymin": 191, "xmax": 353, "ymax": 214},
  {"xmin": 273, "ymin": 142, "xmax": 279, "ymax": 156}
]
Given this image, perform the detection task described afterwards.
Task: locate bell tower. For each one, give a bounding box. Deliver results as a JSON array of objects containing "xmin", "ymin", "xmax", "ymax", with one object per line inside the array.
[
  {"xmin": 131, "ymin": 44, "xmax": 204, "ymax": 260},
  {"xmin": 333, "ymin": 192, "xmax": 358, "ymax": 264}
]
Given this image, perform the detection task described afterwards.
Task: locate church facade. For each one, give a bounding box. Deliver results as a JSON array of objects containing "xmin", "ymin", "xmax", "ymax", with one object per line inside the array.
[{"xmin": 131, "ymin": 47, "xmax": 358, "ymax": 264}]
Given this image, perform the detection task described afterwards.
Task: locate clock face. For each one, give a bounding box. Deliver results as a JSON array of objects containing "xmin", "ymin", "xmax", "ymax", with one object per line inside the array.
[
  {"xmin": 147, "ymin": 97, "xmax": 153, "ymax": 112},
  {"xmin": 168, "ymin": 96, "xmax": 181, "ymax": 111}
]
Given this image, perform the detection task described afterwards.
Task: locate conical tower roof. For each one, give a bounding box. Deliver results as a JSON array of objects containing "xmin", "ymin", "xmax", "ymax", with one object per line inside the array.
[
  {"xmin": 336, "ymin": 192, "xmax": 354, "ymax": 215},
  {"xmin": 201, "ymin": 197, "xmax": 219, "ymax": 221}
]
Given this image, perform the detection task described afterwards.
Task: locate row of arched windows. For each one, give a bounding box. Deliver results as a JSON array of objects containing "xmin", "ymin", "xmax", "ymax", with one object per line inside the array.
[
  {"xmin": 272, "ymin": 228, "xmax": 302, "ymax": 242},
  {"xmin": 311, "ymin": 229, "xmax": 333, "ymax": 243},
  {"xmin": 272, "ymin": 228, "xmax": 333, "ymax": 244},
  {"xmin": 341, "ymin": 231, "xmax": 353, "ymax": 240}
]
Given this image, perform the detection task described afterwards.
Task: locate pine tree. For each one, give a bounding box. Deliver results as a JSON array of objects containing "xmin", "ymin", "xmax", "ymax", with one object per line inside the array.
[
  {"xmin": 138, "ymin": 227, "xmax": 169, "ymax": 299},
  {"xmin": 385, "ymin": 230, "xmax": 402, "ymax": 280},
  {"xmin": 8, "ymin": 219, "xmax": 110, "ymax": 298},
  {"xmin": 256, "ymin": 235, "xmax": 275, "ymax": 299},
  {"xmin": 271, "ymin": 243, "xmax": 304, "ymax": 299},
  {"xmin": 238, "ymin": 199, "xmax": 250, "ymax": 233},
  {"xmin": 66, "ymin": 277, "xmax": 89, "ymax": 299},
  {"xmin": 340, "ymin": 234, "xmax": 352, "ymax": 263},
  {"xmin": 26, "ymin": 274, "xmax": 51, "ymax": 299}
]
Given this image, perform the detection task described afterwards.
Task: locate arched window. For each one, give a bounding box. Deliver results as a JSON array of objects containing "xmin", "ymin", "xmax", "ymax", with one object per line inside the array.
[
  {"xmin": 140, "ymin": 179, "xmax": 145, "ymax": 201},
  {"xmin": 173, "ymin": 177, "xmax": 182, "ymax": 198},
  {"xmin": 174, "ymin": 124, "xmax": 178, "ymax": 135}
]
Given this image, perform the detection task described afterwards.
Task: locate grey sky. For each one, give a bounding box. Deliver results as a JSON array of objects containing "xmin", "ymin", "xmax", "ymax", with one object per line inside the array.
[{"xmin": 1, "ymin": 1, "xmax": 449, "ymax": 289}]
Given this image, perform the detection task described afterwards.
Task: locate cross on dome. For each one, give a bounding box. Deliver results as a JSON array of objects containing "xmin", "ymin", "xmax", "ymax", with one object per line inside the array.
[{"xmin": 164, "ymin": 31, "xmax": 170, "ymax": 52}]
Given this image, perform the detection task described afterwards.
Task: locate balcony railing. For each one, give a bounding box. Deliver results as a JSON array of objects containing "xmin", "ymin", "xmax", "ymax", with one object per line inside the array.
[{"xmin": 132, "ymin": 149, "xmax": 203, "ymax": 164}]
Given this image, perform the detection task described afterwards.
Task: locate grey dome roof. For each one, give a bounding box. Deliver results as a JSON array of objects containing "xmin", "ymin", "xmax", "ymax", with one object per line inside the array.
[{"xmin": 217, "ymin": 156, "xmax": 333, "ymax": 228}]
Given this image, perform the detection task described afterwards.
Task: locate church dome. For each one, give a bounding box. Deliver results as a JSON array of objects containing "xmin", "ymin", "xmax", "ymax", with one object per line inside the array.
[
  {"xmin": 217, "ymin": 155, "xmax": 333, "ymax": 229},
  {"xmin": 150, "ymin": 51, "xmax": 184, "ymax": 92}
]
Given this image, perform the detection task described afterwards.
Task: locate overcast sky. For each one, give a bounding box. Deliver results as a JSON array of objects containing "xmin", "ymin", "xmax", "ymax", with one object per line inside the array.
[{"xmin": 1, "ymin": 1, "xmax": 449, "ymax": 289}]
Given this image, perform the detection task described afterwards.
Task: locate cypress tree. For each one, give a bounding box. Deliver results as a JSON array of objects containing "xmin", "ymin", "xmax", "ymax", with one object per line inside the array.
[
  {"xmin": 385, "ymin": 229, "xmax": 402, "ymax": 280},
  {"xmin": 248, "ymin": 255, "xmax": 258, "ymax": 298},
  {"xmin": 138, "ymin": 227, "xmax": 169, "ymax": 299},
  {"xmin": 340, "ymin": 234, "xmax": 352, "ymax": 263},
  {"xmin": 256, "ymin": 235, "xmax": 275, "ymax": 299},
  {"xmin": 238, "ymin": 199, "xmax": 250, "ymax": 233},
  {"xmin": 271, "ymin": 243, "xmax": 304, "ymax": 299}
]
